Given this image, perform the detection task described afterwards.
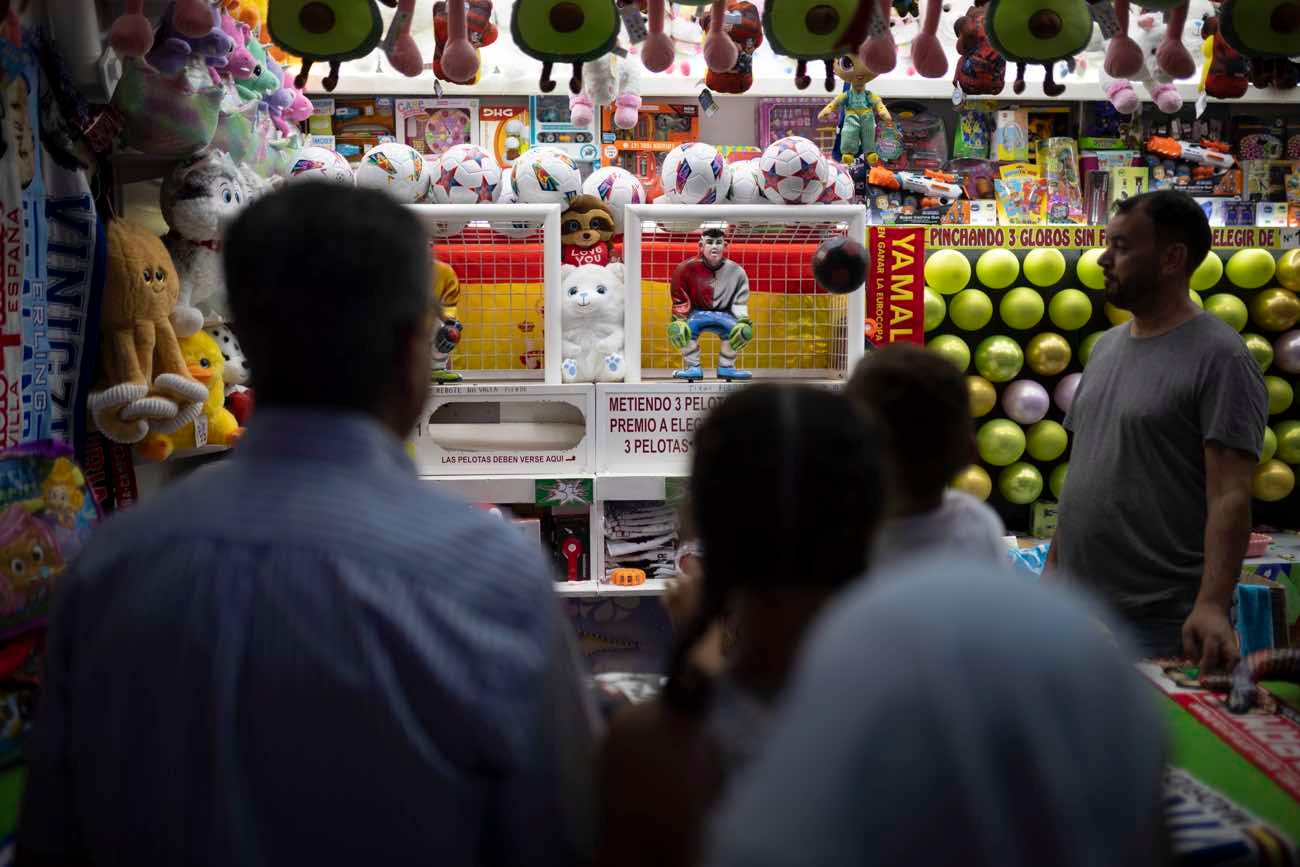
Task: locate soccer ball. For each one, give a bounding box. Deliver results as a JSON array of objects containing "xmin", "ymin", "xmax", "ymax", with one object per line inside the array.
[
  {"xmin": 660, "ymin": 142, "xmax": 729, "ymax": 205},
  {"xmin": 287, "ymin": 146, "xmax": 354, "ymax": 185},
  {"xmin": 428, "ymin": 143, "xmax": 502, "ymax": 205},
  {"xmin": 354, "ymin": 142, "xmax": 428, "ymax": 203},
  {"xmin": 581, "ymin": 166, "xmax": 645, "ymax": 235},
  {"xmin": 758, "ymin": 136, "xmax": 828, "ymax": 204},
  {"xmin": 820, "ymin": 160, "xmax": 856, "ymax": 203},
  {"xmin": 492, "ymin": 167, "xmax": 539, "ymax": 239},
  {"xmin": 511, "ymin": 146, "xmax": 582, "ymax": 204},
  {"xmin": 726, "ymin": 159, "xmax": 764, "ymax": 204}
]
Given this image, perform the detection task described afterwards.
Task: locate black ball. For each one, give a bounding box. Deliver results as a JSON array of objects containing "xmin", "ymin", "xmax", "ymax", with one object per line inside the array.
[{"xmin": 812, "ymin": 236, "xmax": 868, "ymax": 294}]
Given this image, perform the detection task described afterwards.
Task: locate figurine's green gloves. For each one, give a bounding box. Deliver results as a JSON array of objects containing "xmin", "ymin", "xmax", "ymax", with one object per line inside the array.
[
  {"xmin": 668, "ymin": 319, "xmax": 692, "ymax": 350},
  {"xmin": 728, "ymin": 318, "xmax": 754, "ymax": 352}
]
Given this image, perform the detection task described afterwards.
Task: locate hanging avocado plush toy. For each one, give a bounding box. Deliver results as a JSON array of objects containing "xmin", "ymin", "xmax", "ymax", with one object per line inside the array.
[
  {"xmin": 510, "ymin": 0, "xmax": 619, "ymax": 92},
  {"xmin": 762, "ymin": 0, "xmax": 876, "ymax": 90},
  {"xmin": 983, "ymin": 0, "xmax": 1092, "ymax": 95},
  {"xmin": 267, "ymin": 0, "xmax": 397, "ymax": 90},
  {"xmin": 1218, "ymin": 0, "xmax": 1300, "ymax": 60}
]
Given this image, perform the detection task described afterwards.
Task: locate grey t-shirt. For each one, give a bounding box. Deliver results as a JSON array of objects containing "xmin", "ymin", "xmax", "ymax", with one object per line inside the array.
[
  {"xmin": 1058, "ymin": 312, "xmax": 1267, "ymax": 647},
  {"xmin": 872, "ymin": 490, "xmax": 1008, "ymax": 570}
]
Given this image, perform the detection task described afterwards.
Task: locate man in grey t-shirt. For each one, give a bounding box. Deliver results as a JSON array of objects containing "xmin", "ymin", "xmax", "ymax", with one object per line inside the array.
[{"xmin": 1050, "ymin": 190, "xmax": 1267, "ymax": 670}]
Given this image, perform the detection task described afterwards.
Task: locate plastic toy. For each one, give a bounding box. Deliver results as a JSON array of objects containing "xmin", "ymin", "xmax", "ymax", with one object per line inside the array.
[
  {"xmin": 267, "ymin": 0, "xmax": 393, "ymax": 90},
  {"xmin": 984, "ymin": 0, "xmax": 1092, "ymax": 95},
  {"xmin": 761, "ymin": 0, "xmax": 874, "ymax": 90},
  {"xmin": 511, "ymin": 0, "xmax": 618, "ymax": 92},
  {"xmin": 698, "ymin": 0, "xmax": 763, "ymax": 93},
  {"xmin": 560, "ymin": 195, "xmax": 616, "ymax": 267},
  {"xmin": 952, "ymin": 0, "xmax": 1006, "ymax": 96},
  {"xmin": 431, "ymin": 260, "xmax": 465, "ymax": 384},
  {"xmin": 1145, "ymin": 136, "xmax": 1236, "ymax": 172},
  {"xmin": 89, "ymin": 220, "xmax": 208, "ymax": 446},
  {"xmin": 137, "ymin": 330, "xmax": 244, "ymax": 461},
  {"xmin": 560, "ymin": 262, "xmax": 627, "ymax": 383},
  {"xmin": 569, "ymin": 49, "xmax": 642, "ymax": 130},
  {"xmin": 867, "ymin": 166, "xmax": 963, "ymax": 202},
  {"xmin": 820, "ymin": 54, "xmax": 892, "ymax": 164},
  {"xmin": 433, "ymin": 0, "xmax": 498, "ymax": 83},
  {"xmin": 609, "ymin": 567, "xmax": 647, "ymax": 586},
  {"xmin": 667, "ymin": 227, "xmax": 752, "ymax": 382}
]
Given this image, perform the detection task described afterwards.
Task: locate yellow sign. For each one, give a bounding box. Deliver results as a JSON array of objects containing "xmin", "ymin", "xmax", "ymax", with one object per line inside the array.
[{"xmin": 923, "ymin": 226, "xmax": 1299, "ymax": 251}]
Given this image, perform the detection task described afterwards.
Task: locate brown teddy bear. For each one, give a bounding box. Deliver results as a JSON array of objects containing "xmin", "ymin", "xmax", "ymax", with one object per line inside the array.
[
  {"xmin": 88, "ymin": 220, "xmax": 207, "ymax": 445},
  {"xmin": 561, "ymin": 195, "xmax": 616, "ymax": 268}
]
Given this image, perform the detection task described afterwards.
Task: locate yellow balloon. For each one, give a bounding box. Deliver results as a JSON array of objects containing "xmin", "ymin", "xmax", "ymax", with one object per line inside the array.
[
  {"xmin": 967, "ymin": 376, "xmax": 997, "ymax": 417},
  {"xmin": 1025, "ymin": 332, "xmax": 1072, "ymax": 376},
  {"xmin": 1278, "ymin": 248, "xmax": 1300, "ymax": 292},
  {"xmin": 952, "ymin": 464, "xmax": 993, "ymax": 501},
  {"xmin": 1249, "ymin": 287, "xmax": 1300, "ymax": 332},
  {"xmin": 1252, "ymin": 459, "xmax": 1295, "ymax": 502},
  {"xmin": 1105, "ymin": 302, "xmax": 1132, "ymax": 326}
]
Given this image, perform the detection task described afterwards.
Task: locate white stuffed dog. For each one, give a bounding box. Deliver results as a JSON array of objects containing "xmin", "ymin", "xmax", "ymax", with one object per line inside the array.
[{"xmin": 560, "ymin": 262, "xmax": 626, "ymax": 383}]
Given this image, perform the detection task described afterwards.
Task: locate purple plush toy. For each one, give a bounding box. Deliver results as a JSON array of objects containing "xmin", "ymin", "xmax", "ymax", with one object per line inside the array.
[
  {"xmin": 262, "ymin": 53, "xmax": 296, "ymax": 136},
  {"xmin": 219, "ymin": 10, "xmax": 256, "ymax": 80},
  {"xmin": 146, "ymin": 0, "xmax": 235, "ymax": 85}
]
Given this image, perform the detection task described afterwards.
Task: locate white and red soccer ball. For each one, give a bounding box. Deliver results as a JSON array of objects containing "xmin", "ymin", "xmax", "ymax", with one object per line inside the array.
[
  {"xmin": 758, "ymin": 136, "xmax": 828, "ymax": 205},
  {"xmin": 288, "ymin": 146, "xmax": 354, "ymax": 185},
  {"xmin": 725, "ymin": 159, "xmax": 764, "ymax": 204},
  {"xmin": 354, "ymin": 142, "xmax": 428, "ymax": 202},
  {"xmin": 427, "ymin": 143, "xmax": 502, "ymax": 205},
  {"xmin": 659, "ymin": 142, "xmax": 729, "ymax": 205},
  {"xmin": 581, "ymin": 165, "xmax": 645, "ymax": 234},
  {"xmin": 820, "ymin": 160, "xmax": 856, "ymax": 203}
]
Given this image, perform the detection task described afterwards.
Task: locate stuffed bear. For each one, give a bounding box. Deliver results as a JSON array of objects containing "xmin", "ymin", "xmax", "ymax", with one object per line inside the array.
[
  {"xmin": 570, "ymin": 51, "xmax": 642, "ymax": 130},
  {"xmin": 161, "ymin": 151, "xmax": 248, "ymax": 336},
  {"xmin": 561, "ymin": 195, "xmax": 616, "ymax": 268},
  {"xmin": 89, "ymin": 220, "xmax": 207, "ymax": 445},
  {"xmin": 561, "ymin": 262, "xmax": 626, "ymax": 383}
]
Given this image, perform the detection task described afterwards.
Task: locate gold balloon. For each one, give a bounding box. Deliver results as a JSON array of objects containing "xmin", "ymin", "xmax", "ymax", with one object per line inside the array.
[
  {"xmin": 1025, "ymin": 333, "xmax": 1072, "ymax": 376},
  {"xmin": 952, "ymin": 464, "xmax": 993, "ymax": 501},
  {"xmin": 1249, "ymin": 288, "xmax": 1300, "ymax": 332},
  {"xmin": 1252, "ymin": 459, "xmax": 1295, "ymax": 502},
  {"xmin": 1277, "ymin": 249, "xmax": 1300, "ymax": 292},
  {"xmin": 968, "ymin": 376, "xmax": 997, "ymax": 418}
]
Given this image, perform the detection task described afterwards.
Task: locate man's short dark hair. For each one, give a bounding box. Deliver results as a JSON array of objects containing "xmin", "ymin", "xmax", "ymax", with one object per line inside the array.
[
  {"xmin": 846, "ymin": 343, "xmax": 971, "ymax": 501},
  {"xmin": 1115, "ymin": 189, "xmax": 1211, "ymax": 277},
  {"xmin": 224, "ymin": 183, "xmax": 433, "ymax": 412},
  {"xmin": 701, "ymin": 227, "xmax": 725, "ymax": 240}
]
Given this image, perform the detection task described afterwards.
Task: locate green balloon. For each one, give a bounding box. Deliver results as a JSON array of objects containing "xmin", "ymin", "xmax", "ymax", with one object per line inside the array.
[
  {"xmin": 1205, "ymin": 293, "xmax": 1249, "ymax": 333},
  {"xmin": 928, "ymin": 335, "xmax": 971, "ymax": 372},
  {"xmin": 974, "ymin": 335, "xmax": 1024, "ymax": 383},
  {"xmin": 999, "ymin": 462, "xmax": 1044, "ymax": 505},
  {"xmin": 1277, "ymin": 420, "xmax": 1300, "ymax": 465},
  {"xmin": 999, "ymin": 287, "xmax": 1045, "ymax": 330},
  {"xmin": 976, "ymin": 248, "xmax": 1020, "ymax": 290},
  {"xmin": 1075, "ymin": 249, "xmax": 1105, "ymax": 291},
  {"xmin": 1079, "ymin": 331, "xmax": 1105, "ymax": 367},
  {"xmin": 1048, "ymin": 288, "xmax": 1093, "ymax": 331},
  {"xmin": 1243, "ymin": 333, "xmax": 1274, "ymax": 373},
  {"xmin": 1266, "ymin": 375, "xmax": 1294, "ymax": 415},
  {"xmin": 1190, "ymin": 252, "xmax": 1224, "ymax": 292},
  {"xmin": 950, "ymin": 288, "xmax": 994, "ymax": 331},
  {"xmin": 977, "ymin": 419, "xmax": 1027, "ymax": 466},
  {"xmin": 1026, "ymin": 420, "xmax": 1069, "ymax": 462},
  {"xmin": 924, "ymin": 287, "xmax": 947, "ymax": 332},
  {"xmin": 1261, "ymin": 426, "xmax": 1277, "ymax": 464},
  {"xmin": 1049, "ymin": 462, "xmax": 1069, "ymax": 499}
]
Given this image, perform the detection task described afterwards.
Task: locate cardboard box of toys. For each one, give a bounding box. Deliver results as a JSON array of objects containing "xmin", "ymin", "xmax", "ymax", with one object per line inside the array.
[
  {"xmin": 396, "ymin": 98, "xmax": 479, "ymax": 158},
  {"xmin": 599, "ymin": 102, "xmax": 701, "ymax": 198},
  {"xmin": 478, "ymin": 100, "xmax": 530, "ymax": 168},
  {"xmin": 310, "ymin": 97, "xmax": 396, "ymax": 163},
  {"xmin": 531, "ymin": 95, "xmax": 599, "ymax": 174}
]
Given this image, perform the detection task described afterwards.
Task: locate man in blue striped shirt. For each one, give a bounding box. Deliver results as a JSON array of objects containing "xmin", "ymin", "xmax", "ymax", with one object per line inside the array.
[{"xmin": 19, "ymin": 185, "xmax": 598, "ymax": 866}]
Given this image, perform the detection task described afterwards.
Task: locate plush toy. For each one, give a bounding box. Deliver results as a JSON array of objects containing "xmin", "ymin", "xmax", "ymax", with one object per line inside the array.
[
  {"xmin": 820, "ymin": 55, "xmax": 893, "ymax": 163},
  {"xmin": 570, "ymin": 51, "xmax": 641, "ymax": 130},
  {"xmin": 219, "ymin": 10, "xmax": 257, "ymax": 79},
  {"xmin": 146, "ymin": 0, "xmax": 238, "ymax": 83},
  {"xmin": 857, "ymin": 0, "xmax": 898, "ymax": 73},
  {"xmin": 237, "ymin": 162, "xmax": 281, "ymax": 203},
  {"xmin": 236, "ymin": 36, "xmax": 284, "ymax": 103},
  {"xmin": 138, "ymin": 330, "xmax": 244, "ymax": 461},
  {"xmin": 698, "ymin": 0, "xmax": 763, "ymax": 94},
  {"xmin": 431, "ymin": 259, "xmax": 465, "ymax": 383},
  {"xmin": 561, "ymin": 262, "xmax": 626, "ymax": 384},
  {"xmin": 667, "ymin": 227, "xmax": 752, "ymax": 382},
  {"xmin": 910, "ymin": 0, "xmax": 950, "ymax": 76},
  {"xmin": 161, "ymin": 152, "xmax": 248, "ymax": 337},
  {"xmin": 637, "ymin": 0, "xmax": 679, "ymax": 72},
  {"xmin": 762, "ymin": 0, "xmax": 875, "ymax": 89},
  {"xmin": 952, "ymin": 0, "xmax": 1006, "ymax": 95},
  {"xmin": 1100, "ymin": 14, "xmax": 1183, "ymax": 112},
  {"xmin": 432, "ymin": 0, "xmax": 498, "ymax": 83},
  {"xmin": 561, "ymin": 195, "xmax": 616, "ymax": 267},
  {"xmin": 89, "ymin": 220, "xmax": 208, "ymax": 445},
  {"xmin": 110, "ymin": 0, "xmax": 157, "ymax": 58},
  {"xmin": 511, "ymin": 0, "xmax": 617, "ymax": 91},
  {"xmin": 984, "ymin": 0, "xmax": 1092, "ymax": 95},
  {"xmin": 281, "ymin": 70, "xmax": 314, "ymax": 125},
  {"xmin": 1218, "ymin": 0, "xmax": 1300, "ymax": 59},
  {"xmin": 205, "ymin": 323, "xmax": 255, "ymax": 424},
  {"xmin": 1200, "ymin": 8, "xmax": 1250, "ymax": 98},
  {"xmin": 1108, "ymin": 0, "xmax": 1197, "ymax": 79},
  {"xmin": 268, "ymin": 0, "xmax": 397, "ymax": 90}
]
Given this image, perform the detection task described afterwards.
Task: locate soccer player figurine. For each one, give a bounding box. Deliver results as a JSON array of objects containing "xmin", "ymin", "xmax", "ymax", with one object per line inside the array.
[
  {"xmin": 432, "ymin": 259, "xmax": 464, "ymax": 383},
  {"xmin": 667, "ymin": 227, "xmax": 753, "ymax": 381}
]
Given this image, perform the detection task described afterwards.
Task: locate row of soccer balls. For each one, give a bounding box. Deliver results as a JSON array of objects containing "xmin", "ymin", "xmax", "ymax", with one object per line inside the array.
[{"xmin": 288, "ymin": 134, "xmax": 846, "ymax": 230}]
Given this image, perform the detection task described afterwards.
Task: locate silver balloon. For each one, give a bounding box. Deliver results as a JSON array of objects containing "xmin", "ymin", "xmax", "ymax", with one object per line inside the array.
[
  {"xmin": 1054, "ymin": 372, "xmax": 1082, "ymax": 414},
  {"xmin": 1001, "ymin": 379, "xmax": 1051, "ymax": 425},
  {"xmin": 1274, "ymin": 330, "xmax": 1300, "ymax": 375}
]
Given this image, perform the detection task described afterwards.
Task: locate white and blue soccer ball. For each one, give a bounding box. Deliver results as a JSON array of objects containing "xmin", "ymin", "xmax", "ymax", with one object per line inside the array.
[
  {"xmin": 287, "ymin": 146, "xmax": 354, "ymax": 185},
  {"xmin": 660, "ymin": 142, "xmax": 729, "ymax": 206},
  {"xmin": 820, "ymin": 160, "xmax": 856, "ymax": 203},
  {"xmin": 511, "ymin": 145, "xmax": 582, "ymax": 205},
  {"xmin": 758, "ymin": 136, "xmax": 828, "ymax": 205},
  {"xmin": 428, "ymin": 143, "xmax": 502, "ymax": 205},
  {"xmin": 725, "ymin": 159, "xmax": 764, "ymax": 204},
  {"xmin": 354, "ymin": 142, "xmax": 428, "ymax": 202},
  {"xmin": 492, "ymin": 166, "xmax": 539, "ymax": 239},
  {"xmin": 581, "ymin": 165, "xmax": 645, "ymax": 235}
]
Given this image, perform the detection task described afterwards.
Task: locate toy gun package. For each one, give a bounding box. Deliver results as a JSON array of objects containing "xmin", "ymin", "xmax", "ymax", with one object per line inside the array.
[{"xmin": 1144, "ymin": 137, "xmax": 1243, "ymax": 197}]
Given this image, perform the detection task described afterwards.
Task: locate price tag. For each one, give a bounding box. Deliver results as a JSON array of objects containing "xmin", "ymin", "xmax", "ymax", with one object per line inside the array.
[
  {"xmin": 1087, "ymin": 0, "xmax": 1121, "ymax": 38},
  {"xmin": 698, "ymin": 88, "xmax": 719, "ymax": 116},
  {"xmin": 433, "ymin": 79, "xmax": 445, "ymax": 98},
  {"xmin": 619, "ymin": 1, "xmax": 649, "ymax": 43},
  {"xmin": 194, "ymin": 414, "xmax": 209, "ymax": 448},
  {"xmin": 1195, "ymin": 89, "xmax": 1208, "ymax": 118}
]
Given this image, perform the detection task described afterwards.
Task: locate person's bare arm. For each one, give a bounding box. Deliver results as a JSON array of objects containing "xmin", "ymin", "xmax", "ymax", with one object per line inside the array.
[{"xmin": 1183, "ymin": 442, "xmax": 1253, "ymax": 672}]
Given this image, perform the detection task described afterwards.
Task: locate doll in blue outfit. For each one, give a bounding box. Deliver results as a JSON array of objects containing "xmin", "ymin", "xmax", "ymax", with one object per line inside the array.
[{"xmin": 819, "ymin": 54, "xmax": 893, "ymax": 165}]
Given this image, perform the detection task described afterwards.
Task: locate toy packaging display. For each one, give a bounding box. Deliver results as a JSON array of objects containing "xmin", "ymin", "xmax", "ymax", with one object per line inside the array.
[
  {"xmin": 599, "ymin": 101, "xmax": 700, "ymax": 197},
  {"xmin": 311, "ymin": 96, "xmax": 397, "ymax": 162},
  {"xmin": 478, "ymin": 100, "xmax": 531, "ymax": 166},
  {"xmin": 756, "ymin": 98, "xmax": 840, "ymax": 151},
  {"xmin": 531, "ymin": 95, "xmax": 600, "ymax": 174},
  {"xmin": 396, "ymin": 98, "xmax": 479, "ymax": 158}
]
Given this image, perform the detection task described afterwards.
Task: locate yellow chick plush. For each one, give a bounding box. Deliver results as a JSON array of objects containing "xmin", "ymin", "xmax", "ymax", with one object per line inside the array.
[{"xmin": 137, "ymin": 330, "xmax": 244, "ymax": 462}]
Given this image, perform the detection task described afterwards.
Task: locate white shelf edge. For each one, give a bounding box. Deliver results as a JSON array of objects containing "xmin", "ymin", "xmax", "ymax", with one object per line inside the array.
[
  {"xmin": 555, "ymin": 580, "xmax": 600, "ymax": 596},
  {"xmin": 594, "ymin": 578, "xmax": 669, "ymax": 597}
]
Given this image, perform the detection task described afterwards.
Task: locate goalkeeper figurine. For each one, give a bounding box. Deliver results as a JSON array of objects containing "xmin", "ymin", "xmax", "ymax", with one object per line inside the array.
[
  {"xmin": 431, "ymin": 259, "xmax": 465, "ymax": 384},
  {"xmin": 667, "ymin": 227, "xmax": 753, "ymax": 382}
]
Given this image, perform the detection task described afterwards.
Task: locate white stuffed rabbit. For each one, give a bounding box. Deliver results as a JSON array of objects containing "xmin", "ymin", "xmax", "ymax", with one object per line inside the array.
[{"xmin": 560, "ymin": 262, "xmax": 626, "ymax": 383}]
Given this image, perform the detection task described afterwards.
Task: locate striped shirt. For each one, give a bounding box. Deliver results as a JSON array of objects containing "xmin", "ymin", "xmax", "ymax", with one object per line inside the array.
[{"xmin": 20, "ymin": 409, "xmax": 598, "ymax": 866}]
